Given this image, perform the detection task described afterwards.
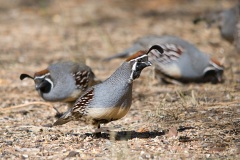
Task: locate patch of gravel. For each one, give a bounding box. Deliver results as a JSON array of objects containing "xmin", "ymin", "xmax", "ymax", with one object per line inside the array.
[{"xmin": 0, "ymin": 0, "xmax": 240, "ymax": 159}]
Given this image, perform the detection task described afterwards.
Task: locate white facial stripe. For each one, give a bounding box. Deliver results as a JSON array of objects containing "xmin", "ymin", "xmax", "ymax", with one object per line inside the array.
[
  {"xmin": 45, "ymin": 77, "xmax": 54, "ymax": 90},
  {"xmin": 129, "ymin": 54, "xmax": 148, "ymax": 62},
  {"xmin": 34, "ymin": 73, "xmax": 50, "ymax": 79},
  {"xmin": 203, "ymin": 66, "xmax": 214, "ymax": 73},
  {"xmin": 129, "ymin": 54, "xmax": 150, "ymax": 81},
  {"xmin": 210, "ymin": 60, "xmax": 223, "ymax": 70},
  {"xmin": 129, "ymin": 60, "xmax": 137, "ymax": 81}
]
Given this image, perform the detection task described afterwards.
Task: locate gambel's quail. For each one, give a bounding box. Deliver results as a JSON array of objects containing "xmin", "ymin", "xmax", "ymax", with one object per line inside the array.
[
  {"xmin": 53, "ymin": 45, "xmax": 164, "ymax": 130},
  {"xmin": 235, "ymin": 19, "xmax": 240, "ymax": 52},
  {"xmin": 194, "ymin": 4, "xmax": 240, "ymax": 50},
  {"xmin": 20, "ymin": 61, "xmax": 99, "ymax": 103},
  {"xmin": 104, "ymin": 35, "xmax": 224, "ymax": 84}
]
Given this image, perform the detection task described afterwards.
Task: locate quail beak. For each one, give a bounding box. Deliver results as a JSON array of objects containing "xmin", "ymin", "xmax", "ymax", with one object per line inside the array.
[
  {"xmin": 35, "ymin": 80, "xmax": 49, "ymax": 90},
  {"xmin": 146, "ymin": 61, "xmax": 152, "ymax": 66},
  {"xmin": 216, "ymin": 73, "xmax": 223, "ymax": 83}
]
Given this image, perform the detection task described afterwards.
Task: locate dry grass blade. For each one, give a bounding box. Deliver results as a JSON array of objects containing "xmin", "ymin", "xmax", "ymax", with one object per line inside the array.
[
  {"xmin": 0, "ymin": 0, "xmax": 239, "ymax": 159},
  {"xmin": 201, "ymin": 101, "xmax": 240, "ymax": 108},
  {"xmin": 0, "ymin": 102, "xmax": 54, "ymax": 113}
]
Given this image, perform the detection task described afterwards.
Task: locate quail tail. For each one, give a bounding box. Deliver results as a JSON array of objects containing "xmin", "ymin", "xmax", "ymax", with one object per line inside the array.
[{"xmin": 53, "ymin": 110, "xmax": 74, "ymax": 126}]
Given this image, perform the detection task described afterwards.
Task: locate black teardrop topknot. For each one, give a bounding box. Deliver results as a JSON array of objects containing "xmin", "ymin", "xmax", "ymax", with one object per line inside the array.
[
  {"xmin": 20, "ymin": 74, "xmax": 34, "ymax": 80},
  {"xmin": 147, "ymin": 45, "xmax": 164, "ymax": 54}
]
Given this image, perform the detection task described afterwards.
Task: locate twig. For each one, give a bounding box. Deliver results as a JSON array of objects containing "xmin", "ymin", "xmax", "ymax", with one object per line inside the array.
[
  {"xmin": 0, "ymin": 102, "xmax": 54, "ymax": 113},
  {"xmin": 148, "ymin": 100, "xmax": 240, "ymax": 108},
  {"xmin": 202, "ymin": 101, "xmax": 240, "ymax": 109}
]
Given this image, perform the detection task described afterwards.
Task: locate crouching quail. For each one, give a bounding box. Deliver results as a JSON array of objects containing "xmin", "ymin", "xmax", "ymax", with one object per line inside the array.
[
  {"xmin": 53, "ymin": 45, "xmax": 164, "ymax": 131},
  {"xmin": 235, "ymin": 18, "xmax": 240, "ymax": 52},
  {"xmin": 20, "ymin": 61, "xmax": 99, "ymax": 103},
  {"xmin": 194, "ymin": 4, "xmax": 240, "ymax": 51},
  {"xmin": 104, "ymin": 35, "xmax": 224, "ymax": 84}
]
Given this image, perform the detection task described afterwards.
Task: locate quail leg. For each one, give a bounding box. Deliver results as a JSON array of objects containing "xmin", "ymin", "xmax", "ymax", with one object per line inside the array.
[
  {"xmin": 53, "ymin": 106, "xmax": 64, "ymax": 118},
  {"xmin": 93, "ymin": 124, "xmax": 111, "ymax": 138},
  {"xmin": 93, "ymin": 124, "xmax": 102, "ymax": 138}
]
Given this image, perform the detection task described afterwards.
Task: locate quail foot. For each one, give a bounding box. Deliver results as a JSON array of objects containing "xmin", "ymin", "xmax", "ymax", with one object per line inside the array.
[
  {"xmin": 104, "ymin": 35, "xmax": 224, "ymax": 84},
  {"xmin": 53, "ymin": 45, "xmax": 164, "ymax": 134},
  {"xmin": 20, "ymin": 61, "xmax": 99, "ymax": 116}
]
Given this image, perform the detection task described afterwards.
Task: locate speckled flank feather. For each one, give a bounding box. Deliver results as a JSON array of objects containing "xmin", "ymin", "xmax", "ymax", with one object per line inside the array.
[
  {"xmin": 72, "ymin": 70, "xmax": 91, "ymax": 90},
  {"xmin": 125, "ymin": 50, "xmax": 146, "ymax": 62},
  {"xmin": 34, "ymin": 69, "xmax": 49, "ymax": 77},
  {"xmin": 149, "ymin": 44, "xmax": 183, "ymax": 65},
  {"xmin": 72, "ymin": 88, "xmax": 94, "ymax": 114},
  {"xmin": 53, "ymin": 88, "xmax": 95, "ymax": 125}
]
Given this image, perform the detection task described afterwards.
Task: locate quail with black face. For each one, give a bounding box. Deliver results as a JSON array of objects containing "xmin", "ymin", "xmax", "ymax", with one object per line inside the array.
[
  {"xmin": 20, "ymin": 61, "xmax": 98, "ymax": 103},
  {"xmin": 53, "ymin": 45, "xmax": 164, "ymax": 131},
  {"xmin": 105, "ymin": 35, "xmax": 224, "ymax": 84}
]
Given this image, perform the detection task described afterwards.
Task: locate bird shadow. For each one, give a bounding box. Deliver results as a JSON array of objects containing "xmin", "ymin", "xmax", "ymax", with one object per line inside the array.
[
  {"xmin": 82, "ymin": 126, "xmax": 195, "ymax": 140},
  {"xmin": 46, "ymin": 123, "xmax": 194, "ymax": 141},
  {"xmin": 83, "ymin": 130, "xmax": 166, "ymax": 141}
]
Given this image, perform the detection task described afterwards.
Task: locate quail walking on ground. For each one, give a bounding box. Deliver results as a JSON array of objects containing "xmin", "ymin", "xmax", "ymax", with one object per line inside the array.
[
  {"xmin": 194, "ymin": 4, "xmax": 240, "ymax": 51},
  {"xmin": 53, "ymin": 45, "xmax": 164, "ymax": 130},
  {"xmin": 235, "ymin": 17, "xmax": 240, "ymax": 52},
  {"xmin": 20, "ymin": 61, "xmax": 99, "ymax": 104},
  {"xmin": 104, "ymin": 35, "xmax": 224, "ymax": 84}
]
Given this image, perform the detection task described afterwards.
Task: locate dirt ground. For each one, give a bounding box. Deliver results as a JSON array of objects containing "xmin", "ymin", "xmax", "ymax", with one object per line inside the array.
[{"xmin": 0, "ymin": 0, "xmax": 240, "ymax": 159}]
